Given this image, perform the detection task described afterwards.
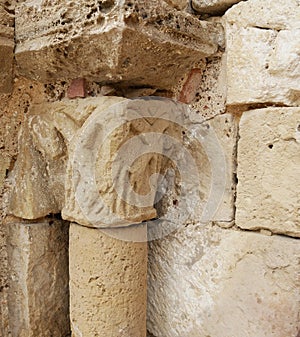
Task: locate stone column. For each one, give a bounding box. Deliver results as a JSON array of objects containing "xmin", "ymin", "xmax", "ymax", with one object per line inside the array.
[{"xmin": 69, "ymin": 224, "xmax": 147, "ymax": 337}]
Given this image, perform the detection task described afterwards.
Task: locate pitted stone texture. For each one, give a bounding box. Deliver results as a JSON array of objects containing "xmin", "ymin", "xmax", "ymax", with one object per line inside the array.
[
  {"xmin": 148, "ymin": 224, "xmax": 300, "ymax": 337},
  {"xmin": 164, "ymin": 0, "xmax": 188, "ymax": 10},
  {"xmin": 192, "ymin": 0, "xmax": 242, "ymax": 14},
  {"xmin": 7, "ymin": 219, "xmax": 70, "ymax": 337},
  {"xmin": 236, "ymin": 108, "xmax": 300, "ymax": 237},
  {"xmin": 225, "ymin": 0, "xmax": 300, "ymax": 107},
  {"xmin": 15, "ymin": 0, "xmax": 222, "ymax": 88},
  {"xmin": 0, "ymin": 1, "xmax": 14, "ymax": 93},
  {"xmin": 69, "ymin": 223, "xmax": 147, "ymax": 337}
]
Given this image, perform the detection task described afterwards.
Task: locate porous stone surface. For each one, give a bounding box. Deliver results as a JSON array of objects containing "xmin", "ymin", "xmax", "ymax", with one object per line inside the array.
[
  {"xmin": 7, "ymin": 218, "xmax": 70, "ymax": 337},
  {"xmin": 236, "ymin": 107, "xmax": 300, "ymax": 238},
  {"xmin": 148, "ymin": 224, "xmax": 300, "ymax": 337},
  {"xmin": 14, "ymin": 0, "xmax": 223, "ymax": 88},
  {"xmin": 0, "ymin": 1, "xmax": 14, "ymax": 93},
  {"xmin": 225, "ymin": 0, "xmax": 300, "ymax": 107},
  {"xmin": 69, "ymin": 223, "xmax": 147, "ymax": 337},
  {"xmin": 164, "ymin": 0, "xmax": 188, "ymax": 10},
  {"xmin": 192, "ymin": 0, "xmax": 242, "ymax": 14}
]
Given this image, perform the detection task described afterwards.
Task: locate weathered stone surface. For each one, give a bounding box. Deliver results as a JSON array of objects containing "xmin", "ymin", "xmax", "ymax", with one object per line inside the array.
[
  {"xmin": 62, "ymin": 97, "xmax": 178, "ymax": 227},
  {"xmin": 236, "ymin": 107, "xmax": 300, "ymax": 237},
  {"xmin": 209, "ymin": 113, "xmax": 237, "ymax": 222},
  {"xmin": 225, "ymin": 0, "xmax": 300, "ymax": 30},
  {"xmin": 8, "ymin": 96, "xmax": 236, "ymax": 228},
  {"xmin": 177, "ymin": 55, "xmax": 226, "ymax": 121},
  {"xmin": 164, "ymin": 0, "xmax": 188, "ymax": 10},
  {"xmin": 0, "ymin": 154, "xmax": 9, "ymax": 189},
  {"xmin": 7, "ymin": 218, "xmax": 70, "ymax": 337},
  {"xmin": 179, "ymin": 68, "xmax": 203, "ymax": 104},
  {"xmin": 192, "ymin": 0, "xmax": 242, "ymax": 14},
  {"xmin": 225, "ymin": 0, "xmax": 300, "ymax": 107},
  {"xmin": 148, "ymin": 224, "xmax": 300, "ymax": 337},
  {"xmin": 15, "ymin": 0, "xmax": 223, "ymax": 88},
  {"xmin": 8, "ymin": 112, "xmax": 68, "ymax": 219},
  {"xmin": 0, "ymin": 2, "xmax": 14, "ymax": 93},
  {"xmin": 69, "ymin": 223, "xmax": 147, "ymax": 337}
]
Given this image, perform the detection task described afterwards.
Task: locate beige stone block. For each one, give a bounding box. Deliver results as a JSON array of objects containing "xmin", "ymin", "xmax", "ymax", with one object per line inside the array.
[
  {"xmin": 236, "ymin": 107, "xmax": 300, "ymax": 237},
  {"xmin": 15, "ymin": 0, "xmax": 222, "ymax": 88},
  {"xmin": 225, "ymin": 0, "xmax": 300, "ymax": 30},
  {"xmin": 225, "ymin": 0, "xmax": 300, "ymax": 107},
  {"xmin": 192, "ymin": 0, "xmax": 242, "ymax": 14},
  {"xmin": 7, "ymin": 219, "xmax": 70, "ymax": 337},
  {"xmin": 148, "ymin": 224, "xmax": 300, "ymax": 337},
  {"xmin": 69, "ymin": 223, "xmax": 147, "ymax": 337}
]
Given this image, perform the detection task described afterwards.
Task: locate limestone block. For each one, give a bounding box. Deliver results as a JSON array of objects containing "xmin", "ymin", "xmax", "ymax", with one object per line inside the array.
[
  {"xmin": 225, "ymin": 0, "xmax": 300, "ymax": 30},
  {"xmin": 192, "ymin": 0, "xmax": 242, "ymax": 14},
  {"xmin": 69, "ymin": 223, "xmax": 147, "ymax": 337},
  {"xmin": 209, "ymin": 113, "xmax": 237, "ymax": 222},
  {"xmin": 148, "ymin": 224, "xmax": 300, "ymax": 337},
  {"xmin": 0, "ymin": 2, "xmax": 14, "ymax": 93},
  {"xmin": 225, "ymin": 0, "xmax": 300, "ymax": 107},
  {"xmin": 7, "ymin": 219, "xmax": 70, "ymax": 337},
  {"xmin": 15, "ymin": 0, "xmax": 223, "ymax": 88},
  {"xmin": 236, "ymin": 107, "xmax": 300, "ymax": 237}
]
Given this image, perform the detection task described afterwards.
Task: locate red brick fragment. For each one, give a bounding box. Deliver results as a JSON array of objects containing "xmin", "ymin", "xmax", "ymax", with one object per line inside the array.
[
  {"xmin": 67, "ymin": 78, "xmax": 86, "ymax": 99},
  {"xmin": 179, "ymin": 68, "xmax": 203, "ymax": 104}
]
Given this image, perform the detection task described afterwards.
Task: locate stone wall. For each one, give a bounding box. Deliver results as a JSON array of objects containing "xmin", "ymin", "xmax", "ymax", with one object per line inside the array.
[{"xmin": 0, "ymin": 0, "xmax": 299, "ymax": 337}]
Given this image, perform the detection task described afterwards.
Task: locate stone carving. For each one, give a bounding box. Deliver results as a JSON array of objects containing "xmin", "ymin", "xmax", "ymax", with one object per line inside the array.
[
  {"xmin": 15, "ymin": 0, "xmax": 223, "ymax": 88},
  {"xmin": 8, "ymin": 96, "xmax": 230, "ymax": 231}
]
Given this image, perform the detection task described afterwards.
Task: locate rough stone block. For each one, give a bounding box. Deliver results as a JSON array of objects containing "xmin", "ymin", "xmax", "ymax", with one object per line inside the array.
[
  {"xmin": 148, "ymin": 224, "xmax": 300, "ymax": 337},
  {"xmin": 7, "ymin": 219, "xmax": 70, "ymax": 337},
  {"xmin": 0, "ymin": 2, "xmax": 14, "ymax": 93},
  {"xmin": 15, "ymin": 0, "xmax": 223, "ymax": 88},
  {"xmin": 192, "ymin": 0, "xmax": 242, "ymax": 14},
  {"xmin": 236, "ymin": 107, "xmax": 300, "ymax": 237},
  {"xmin": 225, "ymin": 0, "xmax": 300, "ymax": 107},
  {"xmin": 69, "ymin": 223, "xmax": 147, "ymax": 337}
]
